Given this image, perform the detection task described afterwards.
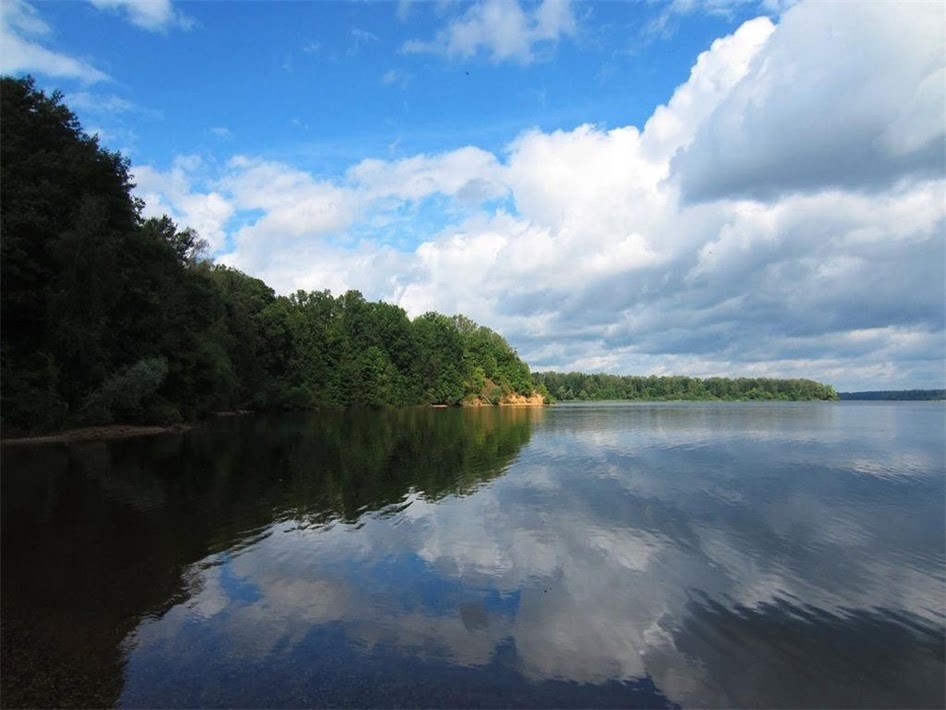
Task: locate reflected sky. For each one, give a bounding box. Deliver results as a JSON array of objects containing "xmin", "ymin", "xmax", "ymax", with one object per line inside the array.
[
  {"xmin": 120, "ymin": 403, "xmax": 946, "ymax": 708},
  {"xmin": 3, "ymin": 403, "xmax": 944, "ymax": 708}
]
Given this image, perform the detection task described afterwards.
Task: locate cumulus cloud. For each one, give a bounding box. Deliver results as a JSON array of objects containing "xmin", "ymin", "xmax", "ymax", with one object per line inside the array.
[
  {"xmin": 403, "ymin": 0, "xmax": 577, "ymax": 64},
  {"xmin": 672, "ymin": 1, "xmax": 946, "ymax": 201},
  {"xmin": 87, "ymin": 0, "xmax": 194, "ymax": 32},
  {"xmin": 133, "ymin": 0, "xmax": 945, "ymax": 390},
  {"xmin": 0, "ymin": 0, "xmax": 109, "ymax": 83},
  {"xmin": 349, "ymin": 147, "xmax": 507, "ymax": 203},
  {"xmin": 132, "ymin": 156, "xmax": 233, "ymax": 252},
  {"xmin": 640, "ymin": 16, "xmax": 775, "ymax": 162}
]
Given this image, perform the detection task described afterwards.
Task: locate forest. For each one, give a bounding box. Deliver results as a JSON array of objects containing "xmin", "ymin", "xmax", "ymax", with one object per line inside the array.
[
  {"xmin": 534, "ymin": 371, "xmax": 838, "ymax": 402},
  {"xmin": 1, "ymin": 76, "xmax": 841, "ymax": 436},
  {"xmin": 0, "ymin": 76, "xmax": 539, "ymax": 435}
]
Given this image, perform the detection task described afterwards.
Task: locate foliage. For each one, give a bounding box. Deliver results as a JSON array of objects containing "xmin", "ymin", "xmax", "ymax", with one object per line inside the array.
[
  {"xmin": 839, "ymin": 390, "xmax": 945, "ymax": 401},
  {"xmin": 0, "ymin": 77, "xmax": 540, "ymax": 434},
  {"xmin": 2, "ymin": 76, "xmax": 842, "ymax": 433},
  {"xmin": 2, "ymin": 75, "xmax": 140, "ymax": 430},
  {"xmin": 77, "ymin": 357, "xmax": 171, "ymax": 425},
  {"xmin": 533, "ymin": 372, "xmax": 839, "ymax": 402}
]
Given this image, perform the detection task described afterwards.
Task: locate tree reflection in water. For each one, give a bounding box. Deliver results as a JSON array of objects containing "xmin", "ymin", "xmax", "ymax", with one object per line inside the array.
[{"xmin": 1, "ymin": 407, "xmax": 538, "ymax": 708}]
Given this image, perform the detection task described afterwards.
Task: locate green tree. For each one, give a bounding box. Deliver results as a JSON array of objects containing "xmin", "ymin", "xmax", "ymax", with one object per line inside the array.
[
  {"xmin": 0, "ymin": 76, "xmax": 544, "ymax": 430},
  {"xmin": 1, "ymin": 76, "xmax": 140, "ymax": 431},
  {"xmin": 411, "ymin": 313, "xmax": 467, "ymax": 404}
]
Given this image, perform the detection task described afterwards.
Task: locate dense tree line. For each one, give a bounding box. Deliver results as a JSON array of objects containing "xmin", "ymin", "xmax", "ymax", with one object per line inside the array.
[
  {"xmin": 0, "ymin": 77, "xmax": 539, "ymax": 435},
  {"xmin": 535, "ymin": 372, "xmax": 838, "ymax": 402},
  {"xmin": 839, "ymin": 390, "xmax": 945, "ymax": 401}
]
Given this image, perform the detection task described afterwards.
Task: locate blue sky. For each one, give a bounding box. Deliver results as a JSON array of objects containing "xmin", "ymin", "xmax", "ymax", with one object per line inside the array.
[
  {"xmin": 2, "ymin": 0, "xmax": 944, "ymax": 390},
  {"xmin": 13, "ymin": 1, "xmax": 749, "ymax": 168}
]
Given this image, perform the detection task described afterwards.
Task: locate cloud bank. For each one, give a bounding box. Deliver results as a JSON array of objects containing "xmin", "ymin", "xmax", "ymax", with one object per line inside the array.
[{"xmin": 133, "ymin": 0, "xmax": 945, "ymax": 390}]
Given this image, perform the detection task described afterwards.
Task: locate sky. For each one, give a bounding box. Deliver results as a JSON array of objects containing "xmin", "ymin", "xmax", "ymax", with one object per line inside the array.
[{"xmin": 1, "ymin": 0, "xmax": 944, "ymax": 391}]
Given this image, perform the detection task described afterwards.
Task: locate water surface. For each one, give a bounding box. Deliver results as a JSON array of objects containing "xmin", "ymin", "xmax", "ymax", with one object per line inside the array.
[{"xmin": 2, "ymin": 402, "xmax": 944, "ymax": 707}]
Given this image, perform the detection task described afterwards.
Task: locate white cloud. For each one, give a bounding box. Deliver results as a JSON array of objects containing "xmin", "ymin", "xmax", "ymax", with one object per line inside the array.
[
  {"xmin": 132, "ymin": 0, "xmax": 945, "ymax": 390},
  {"xmin": 380, "ymin": 68, "xmax": 411, "ymax": 89},
  {"xmin": 645, "ymin": 0, "xmax": 789, "ymax": 39},
  {"xmin": 2, "ymin": 0, "xmax": 48, "ymax": 36},
  {"xmin": 87, "ymin": 0, "xmax": 194, "ymax": 32},
  {"xmin": 219, "ymin": 156, "xmax": 355, "ymax": 230},
  {"xmin": 344, "ymin": 25, "xmax": 380, "ymax": 58},
  {"xmin": 349, "ymin": 147, "xmax": 507, "ymax": 203},
  {"xmin": 350, "ymin": 26, "xmax": 379, "ymax": 43},
  {"xmin": 403, "ymin": 0, "xmax": 577, "ymax": 64},
  {"xmin": 0, "ymin": 0, "xmax": 109, "ymax": 83},
  {"xmin": 640, "ymin": 16, "xmax": 775, "ymax": 162},
  {"xmin": 66, "ymin": 91, "xmax": 137, "ymax": 114},
  {"xmin": 396, "ymin": 0, "xmax": 415, "ymax": 23},
  {"xmin": 132, "ymin": 156, "xmax": 234, "ymax": 252},
  {"xmin": 672, "ymin": 0, "xmax": 946, "ymax": 201},
  {"xmin": 66, "ymin": 91, "xmax": 164, "ymax": 121}
]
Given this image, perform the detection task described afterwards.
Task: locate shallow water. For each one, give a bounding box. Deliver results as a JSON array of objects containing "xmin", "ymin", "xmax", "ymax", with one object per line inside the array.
[{"xmin": 2, "ymin": 402, "xmax": 944, "ymax": 708}]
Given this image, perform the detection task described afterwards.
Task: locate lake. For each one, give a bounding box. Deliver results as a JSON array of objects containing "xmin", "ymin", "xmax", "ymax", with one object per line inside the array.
[{"xmin": 2, "ymin": 402, "xmax": 944, "ymax": 708}]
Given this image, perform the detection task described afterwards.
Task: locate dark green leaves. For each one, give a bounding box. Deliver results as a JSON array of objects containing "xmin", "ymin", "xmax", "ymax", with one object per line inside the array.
[{"xmin": 0, "ymin": 76, "xmax": 540, "ymax": 433}]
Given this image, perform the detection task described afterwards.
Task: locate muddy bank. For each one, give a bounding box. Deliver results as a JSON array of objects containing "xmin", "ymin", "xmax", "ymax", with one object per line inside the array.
[{"xmin": 2, "ymin": 423, "xmax": 192, "ymax": 446}]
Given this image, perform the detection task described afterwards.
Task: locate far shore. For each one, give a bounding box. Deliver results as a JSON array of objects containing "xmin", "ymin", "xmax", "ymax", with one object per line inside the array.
[{"xmin": 2, "ymin": 423, "xmax": 192, "ymax": 446}]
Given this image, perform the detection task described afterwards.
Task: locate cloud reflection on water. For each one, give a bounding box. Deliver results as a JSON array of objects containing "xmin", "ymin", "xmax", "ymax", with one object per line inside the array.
[{"xmin": 121, "ymin": 403, "xmax": 945, "ymax": 708}]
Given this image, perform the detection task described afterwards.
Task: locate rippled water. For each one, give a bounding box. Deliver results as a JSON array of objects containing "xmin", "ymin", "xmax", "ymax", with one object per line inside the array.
[{"xmin": 2, "ymin": 402, "xmax": 944, "ymax": 708}]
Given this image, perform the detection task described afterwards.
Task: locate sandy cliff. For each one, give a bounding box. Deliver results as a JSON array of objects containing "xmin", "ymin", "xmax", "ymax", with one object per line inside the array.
[{"xmin": 498, "ymin": 392, "xmax": 546, "ymax": 406}]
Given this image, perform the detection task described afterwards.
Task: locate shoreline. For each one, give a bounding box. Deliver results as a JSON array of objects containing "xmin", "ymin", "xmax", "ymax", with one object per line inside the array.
[{"xmin": 1, "ymin": 423, "xmax": 192, "ymax": 446}]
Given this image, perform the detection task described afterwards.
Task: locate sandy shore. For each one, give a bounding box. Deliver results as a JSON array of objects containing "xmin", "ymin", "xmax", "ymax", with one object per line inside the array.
[{"xmin": 1, "ymin": 423, "xmax": 192, "ymax": 446}]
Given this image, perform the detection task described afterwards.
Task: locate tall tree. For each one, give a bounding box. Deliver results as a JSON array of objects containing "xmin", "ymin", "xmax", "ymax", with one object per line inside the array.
[
  {"xmin": 1, "ymin": 76, "xmax": 140, "ymax": 430},
  {"xmin": 1, "ymin": 76, "xmax": 545, "ymax": 433}
]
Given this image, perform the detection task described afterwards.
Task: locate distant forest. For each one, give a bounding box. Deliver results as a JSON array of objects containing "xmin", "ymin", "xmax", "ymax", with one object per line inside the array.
[
  {"xmin": 839, "ymin": 390, "xmax": 945, "ymax": 401},
  {"xmin": 1, "ymin": 76, "xmax": 841, "ymax": 436},
  {"xmin": 535, "ymin": 372, "xmax": 838, "ymax": 402},
  {"xmin": 0, "ymin": 76, "xmax": 538, "ymax": 435}
]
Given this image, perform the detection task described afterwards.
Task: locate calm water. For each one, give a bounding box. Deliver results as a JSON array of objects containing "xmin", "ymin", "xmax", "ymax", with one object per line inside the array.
[{"xmin": 2, "ymin": 402, "xmax": 944, "ymax": 708}]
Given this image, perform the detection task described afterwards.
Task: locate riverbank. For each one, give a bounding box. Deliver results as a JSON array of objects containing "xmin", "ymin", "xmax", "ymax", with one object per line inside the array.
[
  {"xmin": 1, "ymin": 423, "xmax": 192, "ymax": 446},
  {"xmin": 499, "ymin": 392, "xmax": 546, "ymax": 406},
  {"xmin": 460, "ymin": 392, "xmax": 547, "ymax": 407}
]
